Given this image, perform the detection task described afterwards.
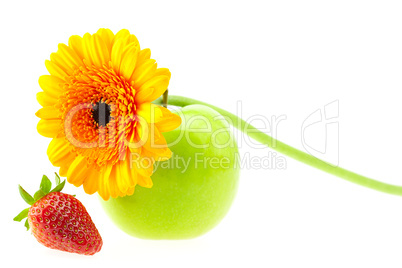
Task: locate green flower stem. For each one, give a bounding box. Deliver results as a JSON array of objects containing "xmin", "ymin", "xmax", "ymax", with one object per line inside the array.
[{"xmin": 155, "ymin": 95, "xmax": 402, "ymax": 197}]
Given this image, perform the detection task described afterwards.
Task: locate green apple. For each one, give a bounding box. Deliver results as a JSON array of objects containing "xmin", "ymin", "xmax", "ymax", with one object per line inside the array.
[{"xmin": 99, "ymin": 104, "xmax": 240, "ymax": 239}]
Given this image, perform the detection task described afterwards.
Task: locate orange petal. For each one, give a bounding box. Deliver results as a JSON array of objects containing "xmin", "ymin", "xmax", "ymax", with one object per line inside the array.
[
  {"xmin": 66, "ymin": 155, "xmax": 90, "ymax": 187},
  {"xmin": 83, "ymin": 170, "xmax": 100, "ymax": 195}
]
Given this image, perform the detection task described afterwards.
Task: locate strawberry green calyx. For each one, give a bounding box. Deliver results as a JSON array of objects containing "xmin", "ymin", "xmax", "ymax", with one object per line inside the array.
[{"xmin": 14, "ymin": 173, "xmax": 66, "ymax": 230}]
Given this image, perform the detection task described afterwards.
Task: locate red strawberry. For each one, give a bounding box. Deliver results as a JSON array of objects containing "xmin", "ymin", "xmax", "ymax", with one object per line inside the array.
[{"xmin": 14, "ymin": 173, "xmax": 102, "ymax": 255}]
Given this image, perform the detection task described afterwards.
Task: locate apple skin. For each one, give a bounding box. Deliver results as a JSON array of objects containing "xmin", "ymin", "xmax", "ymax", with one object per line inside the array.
[{"xmin": 99, "ymin": 104, "xmax": 240, "ymax": 239}]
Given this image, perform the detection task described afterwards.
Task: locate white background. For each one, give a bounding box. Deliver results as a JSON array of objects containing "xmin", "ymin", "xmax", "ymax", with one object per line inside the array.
[{"xmin": 1, "ymin": 0, "xmax": 402, "ymax": 267}]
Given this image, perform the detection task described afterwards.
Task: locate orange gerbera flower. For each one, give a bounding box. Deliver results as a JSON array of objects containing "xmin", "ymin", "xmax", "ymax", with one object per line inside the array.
[{"xmin": 36, "ymin": 28, "xmax": 181, "ymax": 200}]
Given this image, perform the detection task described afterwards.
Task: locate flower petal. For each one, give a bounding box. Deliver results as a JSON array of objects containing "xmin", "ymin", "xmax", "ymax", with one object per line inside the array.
[
  {"xmin": 136, "ymin": 103, "xmax": 163, "ymax": 124},
  {"xmin": 45, "ymin": 60, "xmax": 69, "ymax": 80},
  {"xmin": 98, "ymin": 165, "xmax": 113, "ymax": 200},
  {"xmin": 82, "ymin": 33, "xmax": 93, "ymax": 66},
  {"xmin": 35, "ymin": 106, "xmax": 61, "ymax": 120},
  {"xmin": 50, "ymin": 53, "xmax": 74, "ymax": 75},
  {"xmin": 96, "ymin": 28, "xmax": 114, "ymax": 52},
  {"xmin": 83, "ymin": 170, "xmax": 100, "ymax": 195},
  {"xmin": 68, "ymin": 35, "xmax": 84, "ymax": 60},
  {"xmin": 112, "ymin": 29, "xmax": 140, "ymax": 49},
  {"xmin": 110, "ymin": 163, "xmax": 129, "ymax": 196},
  {"xmin": 57, "ymin": 44, "xmax": 84, "ymax": 69},
  {"xmin": 155, "ymin": 68, "xmax": 171, "ymax": 79},
  {"xmin": 91, "ymin": 34, "xmax": 110, "ymax": 68},
  {"xmin": 120, "ymin": 43, "xmax": 139, "ymax": 81},
  {"xmin": 47, "ymin": 138, "xmax": 75, "ymax": 167},
  {"xmin": 36, "ymin": 92, "xmax": 57, "ymax": 107},
  {"xmin": 155, "ymin": 106, "xmax": 182, "ymax": 132},
  {"xmin": 136, "ymin": 75, "xmax": 170, "ymax": 103},
  {"xmin": 132, "ymin": 59, "xmax": 157, "ymax": 88},
  {"xmin": 37, "ymin": 119, "xmax": 62, "ymax": 138},
  {"xmin": 110, "ymin": 38, "xmax": 125, "ymax": 74},
  {"xmin": 38, "ymin": 75, "xmax": 64, "ymax": 98},
  {"xmin": 136, "ymin": 48, "xmax": 151, "ymax": 66},
  {"xmin": 137, "ymin": 174, "xmax": 153, "ymax": 188},
  {"xmin": 67, "ymin": 155, "xmax": 90, "ymax": 187}
]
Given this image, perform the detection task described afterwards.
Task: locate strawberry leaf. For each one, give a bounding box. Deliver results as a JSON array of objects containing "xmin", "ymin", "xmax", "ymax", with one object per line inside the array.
[
  {"xmin": 40, "ymin": 175, "xmax": 52, "ymax": 194},
  {"xmin": 34, "ymin": 189, "xmax": 46, "ymax": 201},
  {"xmin": 13, "ymin": 208, "xmax": 29, "ymax": 222},
  {"xmin": 24, "ymin": 219, "xmax": 30, "ymax": 231},
  {"xmin": 55, "ymin": 172, "xmax": 61, "ymax": 185},
  {"xmin": 18, "ymin": 185, "xmax": 35, "ymax": 205},
  {"xmin": 50, "ymin": 179, "xmax": 66, "ymax": 193}
]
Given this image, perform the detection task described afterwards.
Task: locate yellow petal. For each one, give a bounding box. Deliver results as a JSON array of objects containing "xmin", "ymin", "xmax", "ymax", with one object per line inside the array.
[
  {"xmin": 126, "ymin": 186, "xmax": 135, "ymax": 196},
  {"xmin": 120, "ymin": 43, "xmax": 139, "ymax": 81},
  {"xmin": 112, "ymin": 29, "xmax": 131, "ymax": 46},
  {"xmin": 132, "ymin": 59, "xmax": 157, "ymax": 88},
  {"xmin": 50, "ymin": 52, "xmax": 73, "ymax": 75},
  {"xmin": 37, "ymin": 119, "xmax": 61, "ymax": 138},
  {"xmin": 155, "ymin": 106, "xmax": 182, "ymax": 132},
  {"xmin": 82, "ymin": 33, "xmax": 93, "ymax": 66},
  {"xmin": 112, "ymin": 29, "xmax": 140, "ymax": 49},
  {"xmin": 45, "ymin": 60, "xmax": 68, "ymax": 80},
  {"xmin": 111, "ymin": 38, "xmax": 125, "ymax": 74},
  {"xmin": 137, "ymin": 174, "xmax": 153, "ymax": 188},
  {"xmin": 38, "ymin": 75, "xmax": 64, "ymax": 98},
  {"xmin": 136, "ymin": 75, "xmax": 169, "ymax": 103},
  {"xmin": 136, "ymin": 48, "xmax": 151, "ymax": 66},
  {"xmin": 155, "ymin": 68, "xmax": 171, "ymax": 79},
  {"xmin": 136, "ymin": 103, "xmax": 163, "ymax": 124},
  {"xmin": 91, "ymin": 33, "xmax": 110, "ymax": 68},
  {"xmin": 57, "ymin": 44, "xmax": 84, "ymax": 69},
  {"xmin": 47, "ymin": 138, "xmax": 74, "ymax": 167},
  {"xmin": 107, "ymin": 170, "xmax": 122, "ymax": 199},
  {"xmin": 110, "ymin": 163, "xmax": 129, "ymax": 195},
  {"xmin": 36, "ymin": 92, "xmax": 57, "ymax": 107},
  {"xmin": 96, "ymin": 28, "xmax": 114, "ymax": 52},
  {"xmin": 119, "ymin": 152, "xmax": 138, "ymax": 187},
  {"xmin": 141, "ymin": 146, "xmax": 172, "ymax": 161},
  {"xmin": 35, "ymin": 106, "xmax": 60, "ymax": 120},
  {"xmin": 98, "ymin": 165, "xmax": 113, "ymax": 200},
  {"xmin": 68, "ymin": 35, "xmax": 84, "ymax": 60},
  {"xmin": 134, "ymin": 87, "xmax": 153, "ymax": 104}
]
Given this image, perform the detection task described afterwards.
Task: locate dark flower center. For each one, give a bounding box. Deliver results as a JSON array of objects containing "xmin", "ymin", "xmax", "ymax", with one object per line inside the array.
[{"xmin": 92, "ymin": 101, "xmax": 111, "ymax": 127}]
